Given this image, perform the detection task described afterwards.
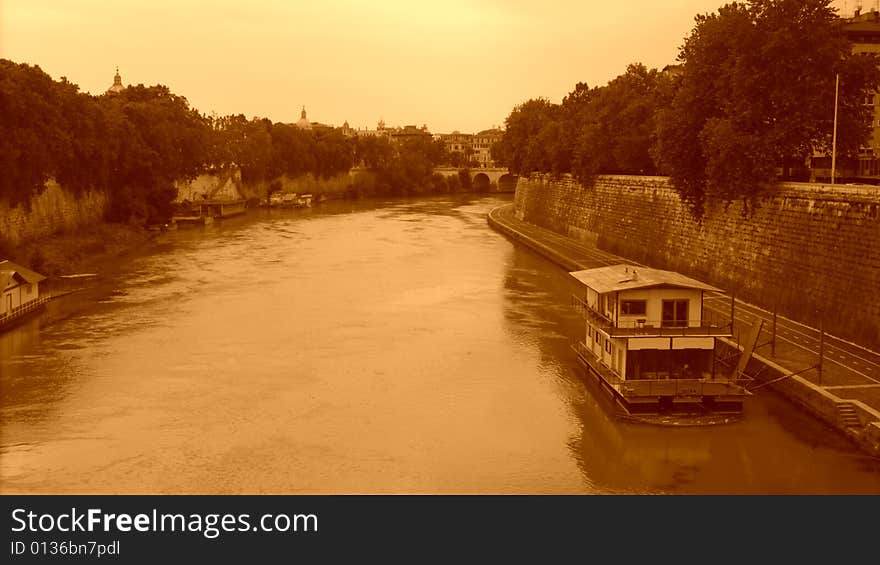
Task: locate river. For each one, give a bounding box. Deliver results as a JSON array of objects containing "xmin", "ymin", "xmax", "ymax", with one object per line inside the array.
[{"xmin": 2, "ymin": 195, "xmax": 879, "ymax": 494}]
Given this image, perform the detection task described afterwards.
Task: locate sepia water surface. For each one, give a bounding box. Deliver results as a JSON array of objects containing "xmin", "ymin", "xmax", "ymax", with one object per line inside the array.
[{"xmin": 2, "ymin": 195, "xmax": 880, "ymax": 494}]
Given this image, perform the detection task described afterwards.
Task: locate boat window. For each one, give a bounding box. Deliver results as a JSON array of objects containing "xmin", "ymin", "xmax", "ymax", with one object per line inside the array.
[
  {"xmin": 661, "ymin": 299, "xmax": 689, "ymax": 327},
  {"xmin": 620, "ymin": 300, "xmax": 647, "ymax": 316}
]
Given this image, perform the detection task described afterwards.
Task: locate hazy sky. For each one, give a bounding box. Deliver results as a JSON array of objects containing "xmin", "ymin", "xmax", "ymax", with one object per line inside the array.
[{"xmin": 0, "ymin": 0, "xmax": 859, "ymax": 133}]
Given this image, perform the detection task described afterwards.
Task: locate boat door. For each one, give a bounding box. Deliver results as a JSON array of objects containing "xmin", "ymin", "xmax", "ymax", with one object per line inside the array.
[{"xmin": 6, "ymin": 294, "xmax": 12, "ymax": 314}]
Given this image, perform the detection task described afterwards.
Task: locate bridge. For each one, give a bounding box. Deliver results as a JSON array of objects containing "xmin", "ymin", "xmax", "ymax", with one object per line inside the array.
[{"xmin": 433, "ymin": 167, "xmax": 518, "ymax": 193}]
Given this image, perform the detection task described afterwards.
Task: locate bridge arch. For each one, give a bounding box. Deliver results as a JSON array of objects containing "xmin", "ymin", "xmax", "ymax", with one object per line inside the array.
[
  {"xmin": 431, "ymin": 167, "xmax": 517, "ymax": 193},
  {"xmin": 498, "ymin": 173, "xmax": 518, "ymax": 192},
  {"xmin": 473, "ymin": 172, "xmax": 491, "ymax": 192}
]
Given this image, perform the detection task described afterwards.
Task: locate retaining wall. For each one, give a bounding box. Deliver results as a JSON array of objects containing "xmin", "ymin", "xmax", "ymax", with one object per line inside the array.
[{"xmin": 514, "ymin": 174, "xmax": 880, "ymax": 348}]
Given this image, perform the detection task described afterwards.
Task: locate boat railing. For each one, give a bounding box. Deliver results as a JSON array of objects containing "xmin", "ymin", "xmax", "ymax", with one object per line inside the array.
[
  {"xmin": 0, "ymin": 295, "xmax": 50, "ymax": 327},
  {"xmin": 572, "ymin": 341, "xmax": 746, "ymax": 397},
  {"xmin": 619, "ymin": 378, "xmax": 746, "ymax": 397},
  {"xmin": 571, "ymin": 294, "xmax": 732, "ymax": 337},
  {"xmin": 571, "ymin": 295, "xmax": 614, "ymax": 326}
]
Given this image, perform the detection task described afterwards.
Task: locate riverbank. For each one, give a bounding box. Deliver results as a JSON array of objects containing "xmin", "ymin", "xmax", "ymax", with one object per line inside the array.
[
  {"xmin": 1, "ymin": 222, "xmax": 155, "ymax": 278},
  {"xmin": 487, "ymin": 203, "xmax": 880, "ymax": 457}
]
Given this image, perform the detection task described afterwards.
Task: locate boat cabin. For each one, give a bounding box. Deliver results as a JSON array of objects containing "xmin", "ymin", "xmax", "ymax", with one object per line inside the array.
[
  {"xmin": 0, "ymin": 260, "xmax": 47, "ymax": 327},
  {"xmin": 569, "ymin": 264, "xmax": 746, "ymax": 413},
  {"xmin": 197, "ymin": 199, "xmax": 247, "ymax": 218}
]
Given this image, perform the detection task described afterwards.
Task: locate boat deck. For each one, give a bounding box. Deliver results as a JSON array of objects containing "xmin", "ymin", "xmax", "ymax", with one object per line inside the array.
[
  {"xmin": 0, "ymin": 295, "xmax": 51, "ymax": 331},
  {"xmin": 572, "ymin": 342, "xmax": 747, "ymax": 414}
]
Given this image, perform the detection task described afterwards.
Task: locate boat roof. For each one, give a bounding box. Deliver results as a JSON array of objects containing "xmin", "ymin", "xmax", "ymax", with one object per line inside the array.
[
  {"xmin": 0, "ymin": 259, "xmax": 47, "ymax": 288},
  {"xmin": 569, "ymin": 264, "xmax": 722, "ymax": 293}
]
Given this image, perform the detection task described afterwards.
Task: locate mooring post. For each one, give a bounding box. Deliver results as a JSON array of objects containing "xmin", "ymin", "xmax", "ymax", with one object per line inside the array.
[
  {"xmin": 818, "ymin": 319, "xmax": 824, "ymax": 386},
  {"xmin": 771, "ymin": 309, "xmax": 777, "ymax": 357},
  {"xmin": 730, "ymin": 294, "xmax": 735, "ymax": 330}
]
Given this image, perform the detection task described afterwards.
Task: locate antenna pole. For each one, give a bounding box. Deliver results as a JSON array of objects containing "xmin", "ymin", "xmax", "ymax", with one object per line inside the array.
[{"xmin": 831, "ymin": 73, "xmax": 839, "ymax": 185}]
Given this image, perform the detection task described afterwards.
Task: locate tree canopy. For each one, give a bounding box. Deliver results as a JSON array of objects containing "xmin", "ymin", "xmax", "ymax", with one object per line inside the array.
[
  {"xmin": 0, "ymin": 60, "xmax": 454, "ymax": 227},
  {"xmin": 493, "ymin": 0, "xmax": 880, "ymax": 218},
  {"xmin": 654, "ymin": 0, "xmax": 880, "ymax": 215}
]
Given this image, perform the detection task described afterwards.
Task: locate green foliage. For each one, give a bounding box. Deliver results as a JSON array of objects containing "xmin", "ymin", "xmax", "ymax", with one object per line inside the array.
[
  {"xmin": 1, "ymin": 58, "xmax": 498, "ymax": 223},
  {"xmin": 0, "ymin": 61, "xmax": 212, "ymax": 223},
  {"xmin": 493, "ymin": 98, "xmax": 560, "ymax": 175},
  {"xmin": 653, "ymin": 0, "xmax": 880, "ymax": 215},
  {"xmin": 445, "ymin": 173, "xmax": 463, "ymax": 193},
  {"xmin": 353, "ymin": 135, "xmax": 449, "ymax": 196},
  {"xmin": 1, "ymin": 61, "xmax": 89, "ymax": 206},
  {"xmin": 493, "ymin": 0, "xmax": 880, "ymax": 219},
  {"xmin": 496, "ymin": 68, "xmax": 668, "ymax": 181},
  {"xmin": 457, "ymin": 168, "xmax": 472, "ymax": 191}
]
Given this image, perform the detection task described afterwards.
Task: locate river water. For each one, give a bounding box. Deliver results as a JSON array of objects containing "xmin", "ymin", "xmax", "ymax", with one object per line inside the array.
[{"xmin": 2, "ymin": 195, "xmax": 879, "ymax": 494}]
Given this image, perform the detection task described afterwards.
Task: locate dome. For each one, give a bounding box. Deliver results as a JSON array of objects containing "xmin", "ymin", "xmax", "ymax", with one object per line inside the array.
[
  {"xmin": 105, "ymin": 67, "xmax": 125, "ymax": 95},
  {"xmin": 296, "ymin": 106, "xmax": 312, "ymax": 130}
]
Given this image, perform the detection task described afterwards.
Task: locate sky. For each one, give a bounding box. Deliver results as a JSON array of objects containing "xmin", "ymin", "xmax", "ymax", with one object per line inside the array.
[{"xmin": 0, "ymin": 0, "xmax": 863, "ymax": 133}]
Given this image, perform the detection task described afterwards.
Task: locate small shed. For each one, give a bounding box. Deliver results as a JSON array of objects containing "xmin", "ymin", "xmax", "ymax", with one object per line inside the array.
[{"xmin": 0, "ymin": 260, "xmax": 47, "ymax": 318}]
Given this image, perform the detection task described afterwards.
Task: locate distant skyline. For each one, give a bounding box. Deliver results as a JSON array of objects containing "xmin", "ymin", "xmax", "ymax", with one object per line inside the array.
[{"xmin": 0, "ymin": 0, "xmax": 861, "ymax": 133}]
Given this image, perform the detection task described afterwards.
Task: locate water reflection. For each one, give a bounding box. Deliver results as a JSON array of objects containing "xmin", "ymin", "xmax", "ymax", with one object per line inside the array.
[
  {"xmin": 1, "ymin": 195, "xmax": 879, "ymax": 494},
  {"xmin": 499, "ymin": 245, "xmax": 880, "ymax": 494}
]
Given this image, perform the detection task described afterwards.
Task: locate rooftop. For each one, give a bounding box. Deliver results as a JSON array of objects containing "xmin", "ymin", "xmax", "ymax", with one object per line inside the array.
[
  {"xmin": 0, "ymin": 259, "xmax": 47, "ymax": 289},
  {"xmin": 569, "ymin": 264, "xmax": 721, "ymax": 294}
]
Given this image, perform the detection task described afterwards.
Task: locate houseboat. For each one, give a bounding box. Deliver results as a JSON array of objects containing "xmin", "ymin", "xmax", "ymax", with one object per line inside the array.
[
  {"xmin": 569, "ymin": 264, "xmax": 747, "ymax": 415},
  {"xmin": 267, "ymin": 192, "xmax": 313, "ymax": 208},
  {"xmin": 171, "ymin": 198, "xmax": 247, "ymax": 227},
  {"xmin": 197, "ymin": 198, "xmax": 247, "ymax": 218},
  {"xmin": 0, "ymin": 260, "xmax": 49, "ymax": 331}
]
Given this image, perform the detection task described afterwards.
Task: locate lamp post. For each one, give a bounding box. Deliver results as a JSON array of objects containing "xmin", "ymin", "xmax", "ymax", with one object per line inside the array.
[{"xmin": 831, "ymin": 73, "xmax": 840, "ymax": 184}]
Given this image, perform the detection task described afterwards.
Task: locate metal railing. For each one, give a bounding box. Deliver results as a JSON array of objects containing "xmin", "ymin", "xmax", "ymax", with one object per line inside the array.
[
  {"xmin": 618, "ymin": 378, "xmax": 745, "ymax": 397},
  {"xmin": 572, "ymin": 341, "xmax": 746, "ymax": 398},
  {"xmin": 0, "ymin": 295, "xmax": 50, "ymax": 328},
  {"xmin": 571, "ymin": 295, "xmax": 732, "ymax": 337}
]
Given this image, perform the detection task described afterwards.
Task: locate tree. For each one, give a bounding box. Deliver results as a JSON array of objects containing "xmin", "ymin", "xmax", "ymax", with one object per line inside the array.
[
  {"xmin": 566, "ymin": 65, "xmax": 665, "ymax": 181},
  {"xmin": 494, "ymin": 98, "xmax": 560, "ymax": 175},
  {"xmin": 652, "ymin": 0, "xmax": 880, "ymax": 216},
  {"xmin": 101, "ymin": 84, "xmax": 211, "ymax": 223}
]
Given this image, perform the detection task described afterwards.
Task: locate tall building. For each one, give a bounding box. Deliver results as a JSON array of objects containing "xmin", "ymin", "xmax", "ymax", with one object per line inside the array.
[{"xmin": 105, "ymin": 67, "xmax": 125, "ymax": 95}]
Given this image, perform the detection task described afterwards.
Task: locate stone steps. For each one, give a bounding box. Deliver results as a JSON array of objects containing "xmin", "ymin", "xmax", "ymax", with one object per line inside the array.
[{"xmin": 837, "ymin": 402, "xmax": 861, "ymax": 428}]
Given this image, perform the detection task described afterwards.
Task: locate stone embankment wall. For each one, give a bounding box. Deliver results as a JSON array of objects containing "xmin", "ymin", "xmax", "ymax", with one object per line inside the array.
[
  {"xmin": 174, "ymin": 169, "xmax": 246, "ymax": 202},
  {"xmin": 245, "ymin": 172, "xmax": 356, "ymax": 202},
  {"xmin": 2, "ymin": 169, "xmax": 363, "ymax": 252},
  {"xmin": 0, "ymin": 180, "xmax": 108, "ymax": 249},
  {"xmin": 514, "ymin": 174, "xmax": 880, "ymax": 347},
  {"xmin": 175, "ymin": 169, "xmax": 358, "ymax": 204}
]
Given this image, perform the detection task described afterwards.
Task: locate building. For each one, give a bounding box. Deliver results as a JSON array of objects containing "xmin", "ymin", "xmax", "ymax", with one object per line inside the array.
[
  {"xmin": 0, "ymin": 260, "xmax": 48, "ymax": 329},
  {"xmin": 472, "ymin": 128, "xmax": 503, "ymax": 168},
  {"xmin": 295, "ymin": 106, "xmax": 312, "ymax": 130},
  {"xmin": 105, "ymin": 67, "xmax": 125, "ymax": 95},
  {"xmin": 844, "ymin": 7, "xmax": 880, "ymax": 179},
  {"xmin": 569, "ymin": 264, "xmax": 747, "ymax": 414},
  {"xmin": 434, "ymin": 128, "xmax": 503, "ymax": 168},
  {"xmin": 390, "ymin": 124, "xmax": 431, "ymax": 143},
  {"xmin": 434, "ymin": 131, "xmax": 474, "ymax": 167},
  {"xmin": 435, "ymin": 131, "xmax": 473, "ymax": 154},
  {"xmin": 811, "ymin": 7, "xmax": 880, "ymax": 181},
  {"xmin": 354, "ymin": 119, "xmax": 391, "ymax": 139}
]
